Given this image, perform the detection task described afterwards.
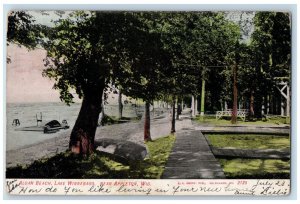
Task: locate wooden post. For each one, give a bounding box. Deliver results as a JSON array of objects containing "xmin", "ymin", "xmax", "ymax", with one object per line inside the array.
[
  {"xmin": 281, "ymin": 101, "xmax": 285, "ymax": 116},
  {"xmin": 287, "ymin": 85, "xmax": 290, "ymax": 117},
  {"xmin": 276, "ymin": 82, "xmax": 290, "ymax": 117}
]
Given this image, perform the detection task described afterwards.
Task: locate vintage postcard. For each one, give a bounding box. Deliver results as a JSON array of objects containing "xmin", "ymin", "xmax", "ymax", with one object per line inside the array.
[{"xmin": 5, "ymin": 10, "xmax": 291, "ymax": 196}]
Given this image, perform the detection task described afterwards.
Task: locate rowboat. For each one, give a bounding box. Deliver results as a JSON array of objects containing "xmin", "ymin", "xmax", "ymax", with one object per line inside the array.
[{"xmin": 15, "ymin": 120, "xmax": 69, "ymax": 133}]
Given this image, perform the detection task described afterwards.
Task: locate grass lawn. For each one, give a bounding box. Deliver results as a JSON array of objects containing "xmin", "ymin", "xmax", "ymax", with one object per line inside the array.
[
  {"xmin": 219, "ymin": 158, "xmax": 290, "ymax": 179},
  {"xmin": 6, "ymin": 135, "xmax": 175, "ymax": 179},
  {"xmin": 206, "ymin": 134, "xmax": 290, "ymax": 149},
  {"xmin": 194, "ymin": 115, "xmax": 290, "ymax": 126},
  {"xmin": 206, "ymin": 133, "xmax": 290, "ymax": 179}
]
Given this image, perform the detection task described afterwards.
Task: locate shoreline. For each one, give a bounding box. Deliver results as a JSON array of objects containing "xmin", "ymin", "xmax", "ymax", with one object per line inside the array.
[{"xmin": 6, "ymin": 108, "xmax": 170, "ymax": 168}]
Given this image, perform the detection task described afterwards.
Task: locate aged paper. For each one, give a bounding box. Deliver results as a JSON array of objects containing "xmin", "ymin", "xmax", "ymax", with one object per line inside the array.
[
  {"xmin": 5, "ymin": 9, "xmax": 291, "ymax": 196},
  {"xmin": 6, "ymin": 179, "xmax": 290, "ymax": 196}
]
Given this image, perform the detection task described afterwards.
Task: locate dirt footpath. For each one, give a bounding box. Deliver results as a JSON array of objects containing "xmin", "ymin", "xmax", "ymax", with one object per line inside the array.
[{"xmin": 6, "ymin": 108, "xmax": 193, "ymax": 168}]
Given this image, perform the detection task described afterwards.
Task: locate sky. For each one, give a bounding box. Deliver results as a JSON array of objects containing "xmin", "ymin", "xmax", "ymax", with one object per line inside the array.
[
  {"xmin": 6, "ymin": 11, "xmax": 66, "ymax": 103},
  {"xmin": 6, "ymin": 44, "xmax": 62, "ymax": 103}
]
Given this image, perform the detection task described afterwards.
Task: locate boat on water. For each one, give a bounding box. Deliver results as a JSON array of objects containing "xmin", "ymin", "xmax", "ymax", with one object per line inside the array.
[{"xmin": 15, "ymin": 119, "xmax": 70, "ymax": 133}]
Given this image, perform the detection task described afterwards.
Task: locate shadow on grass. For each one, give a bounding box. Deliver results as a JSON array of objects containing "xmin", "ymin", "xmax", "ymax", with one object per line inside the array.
[
  {"xmin": 206, "ymin": 134, "xmax": 290, "ymax": 149},
  {"xmin": 218, "ymin": 158, "xmax": 290, "ymax": 179},
  {"xmin": 6, "ymin": 135, "xmax": 175, "ymax": 179}
]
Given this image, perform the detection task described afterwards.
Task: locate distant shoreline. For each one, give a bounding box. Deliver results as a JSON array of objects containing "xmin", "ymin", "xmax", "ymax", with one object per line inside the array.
[{"xmin": 6, "ymin": 101, "xmax": 82, "ymax": 105}]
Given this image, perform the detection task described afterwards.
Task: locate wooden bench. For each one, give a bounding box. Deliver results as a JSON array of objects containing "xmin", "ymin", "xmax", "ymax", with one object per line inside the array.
[{"xmin": 216, "ymin": 109, "xmax": 249, "ymax": 121}]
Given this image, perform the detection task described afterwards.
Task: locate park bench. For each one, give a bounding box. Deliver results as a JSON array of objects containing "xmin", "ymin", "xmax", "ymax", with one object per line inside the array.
[{"xmin": 216, "ymin": 109, "xmax": 249, "ymax": 121}]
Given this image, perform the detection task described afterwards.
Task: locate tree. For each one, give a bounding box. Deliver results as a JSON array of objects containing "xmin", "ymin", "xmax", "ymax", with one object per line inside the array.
[
  {"xmin": 220, "ymin": 12, "xmax": 291, "ymax": 120},
  {"xmin": 250, "ymin": 12, "xmax": 291, "ymax": 117},
  {"xmin": 7, "ymin": 11, "xmax": 36, "ymax": 47},
  {"xmin": 118, "ymin": 87, "xmax": 123, "ymax": 119},
  {"xmin": 116, "ymin": 12, "xmax": 173, "ymax": 141},
  {"xmin": 43, "ymin": 11, "xmax": 160, "ymax": 154},
  {"xmin": 159, "ymin": 12, "xmax": 240, "ymax": 122}
]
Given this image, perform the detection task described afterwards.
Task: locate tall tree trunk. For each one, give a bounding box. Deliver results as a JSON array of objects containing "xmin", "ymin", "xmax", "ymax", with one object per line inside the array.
[
  {"xmin": 261, "ymin": 97, "xmax": 265, "ymax": 116},
  {"xmin": 191, "ymin": 95, "xmax": 195, "ymax": 117},
  {"xmin": 249, "ymin": 90, "xmax": 255, "ymax": 119},
  {"xmin": 200, "ymin": 79, "xmax": 205, "ymax": 120},
  {"xmin": 176, "ymin": 98, "xmax": 181, "ymax": 120},
  {"xmin": 144, "ymin": 101, "xmax": 152, "ymax": 141},
  {"xmin": 118, "ymin": 88, "xmax": 123, "ymax": 119},
  {"xmin": 266, "ymin": 95, "xmax": 270, "ymax": 115},
  {"xmin": 231, "ymin": 60, "xmax": 238, "ymax": 124},
  {"xmin": 171, "ymin": 96, "xmax": 176, "ymax": 134},
  {"xmin": 195, "ymin": 97, "xmax": 198, "ymax": 115},
  {"xmin": 69, "ymin": 61, "xmax": 106, "ymax": 155},
  {"xmin": 254, "ymin": 93, "xmax": 263, "ymax": 118},
  {"xmin": 69, "ymin": 89, "xmax": 104, "ymax": 155}
]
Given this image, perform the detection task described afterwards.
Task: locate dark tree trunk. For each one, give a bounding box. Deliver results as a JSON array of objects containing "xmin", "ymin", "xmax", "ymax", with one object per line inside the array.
[
  {"xmin": 176, "ymin": 103, "xmax": 180, "ymax": 120},
  {"xmin": 254, "ymin": 93, "xmax": 263, "ymax": 118},
  {"xmin": 249, "ymin": 90, "xmax": 255, "ymax": 119},
  {"xmin": 118, "ymin": 88, "xmax": 123, "ymax": 119},
  {"xmin": 171, "ymin": 96, "xmax": 176, "ymax": 134},
  {"xmin": 144, "ymin": 101, "xmax": 152, "ymax": 141},
  {"xmin": 152, "ymin": 100, "xmax": 155, "ymax": 117},
  {"xmin": 69, "ymin": 89, "xmax": 104, "ymax": 155},
  {"xmin": 231, "ymin": 61, "xmax": 238, "ymax": 124},
  {"xmin": 69, "ymin": 62, "xmax": 106, "ymax": 155}
]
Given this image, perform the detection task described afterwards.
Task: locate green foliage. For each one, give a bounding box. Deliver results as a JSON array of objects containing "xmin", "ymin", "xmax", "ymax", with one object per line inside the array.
[
  {"xmin": 42, "ymin": 11, "xmax": 153, "ymax": 104},
  {"xmin": 243, "ymin": 12, "xmax": 290, "ymax": 116},
  {"xmin": 8, "ymin": 11, "xmax": 290, "ymax": 114},
  {"xmin": 7, "ymin": 11, "xmax": 39, "ymax": 48},
  {"xmin": 114, "ymin": 13, "xmax": 173, "ymax": 103},
  {"xmin": 252, "ymin": 12, "xmax": 291, "ymax": 76},
  {"xmin": 217, "ymin": 12, "xmax": 291, "ymax": 117},
  {"xmin": 6, "ymin": 135, "xmax": 175, "ymax": 179},
  {"xmin": 6, "ymin": 11, "xmax": 47, "ymax": 63},
  {"xmin": 206, "ymin": 134, "xmax": 290, "ymax": 149},
  {"xmin": 160, "ymin": 12, "xmax": 240, "ymax": 96}
]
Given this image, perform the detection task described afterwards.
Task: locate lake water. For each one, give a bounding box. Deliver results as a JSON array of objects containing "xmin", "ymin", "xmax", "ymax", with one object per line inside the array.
[{"xmin": 6, "ymin": 102, "xmax": 141, "ymax": 151}]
